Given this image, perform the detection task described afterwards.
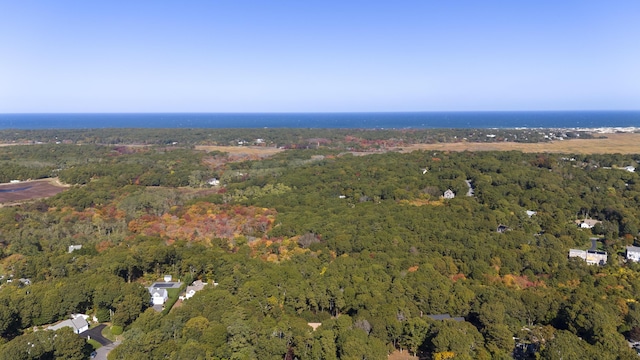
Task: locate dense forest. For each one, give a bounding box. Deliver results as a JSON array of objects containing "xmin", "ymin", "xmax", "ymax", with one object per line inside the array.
[{"xmin": 0, "ymin": 130, "xmax": 639, "ymax": 359}]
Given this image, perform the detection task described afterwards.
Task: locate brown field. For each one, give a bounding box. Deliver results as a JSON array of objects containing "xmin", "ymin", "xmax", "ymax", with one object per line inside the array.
[
  {"xmin": 399, "ymin": 133, "xmax": 640, "ymax": 154},
  {"xmin": 0, "ymin": 178, "xmax": 69, "ymax": 206},
  {"xmin": 387, "ymin": 350, "xmax": 418, "ymax": 360},
  {"xmin": 195, "ymin": 145, "xmax": 283, "ymax": 156}
]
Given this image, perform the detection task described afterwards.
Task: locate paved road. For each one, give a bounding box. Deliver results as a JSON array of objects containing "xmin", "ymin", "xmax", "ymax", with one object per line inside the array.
[
  {"xmin": 81, "ymin": 324, "xmax": 112, "ymax": 346},
  {"xmin": 94, "ymin": 340, "xmax": 121, "ymax": 360}
]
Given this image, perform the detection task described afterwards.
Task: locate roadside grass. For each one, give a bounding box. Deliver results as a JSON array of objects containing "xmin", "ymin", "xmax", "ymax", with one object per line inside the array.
[
  {"xmin": 101, "ymin": 326, "xmax": 117, "ymax": 342},
  {"xmin": 87, "ymin": 338, "xmax": 102, "ymax": 350},
  {"xmin": 162, "ymin": 281, "xmax": 188, "ymax": 315}
]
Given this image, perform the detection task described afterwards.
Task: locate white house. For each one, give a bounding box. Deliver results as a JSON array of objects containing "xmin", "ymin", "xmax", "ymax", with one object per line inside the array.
[
  {"xmin": 569, "ymin": 249, "xmax": 608, "ymax": 266},
  {"xmin": 163, "ymin": 275, "xmax": 172, "ymax": 282},
  {"xmin": 443, "ymin": 189, "xmax": 455, "ymax": 199},
  {"xmin": 47, "ymin": 317, "xmax": 89, "ymax": 334},
  {"xmin": 624, "ymin": 166, "xmax": 636, "ymax": 173},
  {"xmin": 576, "ymin": 219, "xmax": 601, "ymax": 229},
  {"xmin": 184, "ymin": 280, "xmax": 207, "ymax": 300},
  {"xmin": 68, "ymin": 245, "xmax": 82, "ymax": 253},
  {"xmin": 207, "ymin": 178, "xmax": 220, "ymax": 186},
  {"xmin": 627, "ymin": 246, "xmax": 640, "ymax": 262},
  {"xmin": 149, "ymin": 287, "xmax": 169, "ymax": 305}
]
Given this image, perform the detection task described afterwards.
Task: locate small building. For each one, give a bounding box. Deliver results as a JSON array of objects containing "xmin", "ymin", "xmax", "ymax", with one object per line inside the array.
[
  {"xmin": 47, "ymin": 317, "xmax": 89, "ymax": 334},
  {"xmin": 525, "ymin": 210, "xmax": 537, "ymax": 218},
  {"xmin": 626, "ymin": 246, "xmax": 640, "ymax": 262},
  {"xmin": 443, "ymin": 189, "xmax": 455, "ymax": 199},
  {"xmin": 68, "ymin": 245, "xmax": 82, "ymax": 253},
  {"xmin": 569, "ymin": 249, "xmax": 607, "ymax": 266},
  {"xmin": 207, "ymin": 178, "xmax": 220, "ymax": 186},
  {"xmin": 183, "ymin": 280, "xmax": 207, "ymax": 300},
  {"xmin": 163, "ymin": 275, "xmax": 172, "ymax": 282},
  {"xmin": 624, "ymin": 166, "xmax": 636, "ymax": 173},
  {"xmin": 497, "ymin": 225, "xmax": 510, "ymax": 233},
  {"xmin": 149, "ymin": 287, "xmax": 169, "ymax": 305},
  {"xmin": 575, "ymin": 219, "xmax": 601, "ymax": 229}
]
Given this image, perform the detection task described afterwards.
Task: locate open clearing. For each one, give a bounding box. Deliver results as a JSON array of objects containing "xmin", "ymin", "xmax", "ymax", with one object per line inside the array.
[
  {"xmin": 399, "ymin": 133, "xmax": 640, "ymax": 154},
  {"xmin": 195, "ymin": 145, "xmax": 283, "ymax": 156},
  {"xmin": 387, "ymin": 350, "xmax": 418, "ymax": 360},
  {"xmin": 0, "ymin": 178, "xmax": 69, "ymax": 205}
]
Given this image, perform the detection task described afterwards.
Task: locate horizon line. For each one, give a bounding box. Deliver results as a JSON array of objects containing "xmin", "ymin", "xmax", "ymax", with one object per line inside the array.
[{"xmin": 2, "ymin": 110, "xmax": 640, "ymax": 115}]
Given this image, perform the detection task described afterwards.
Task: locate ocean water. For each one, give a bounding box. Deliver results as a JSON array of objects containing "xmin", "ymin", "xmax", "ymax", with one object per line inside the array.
[{"xmin": 0, "ymin": 111, "xmax": 639, "ymax": 130}]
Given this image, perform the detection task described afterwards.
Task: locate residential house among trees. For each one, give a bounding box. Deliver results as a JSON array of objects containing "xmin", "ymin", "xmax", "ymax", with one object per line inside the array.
[
  {"xmin": 149, "ymin": 287, "xmax": 169, "ymax": 305},
  {"xmin": 575, "ymin": 218, "xmax": 601, "ymax": 229},
  {"xmin": 627, "ymin": 246, "xmax": 640, "ymax": 262},
  {"xmin": 46, "ymin": 316, "xmax": 89, "ymax": 334},
  {"xmin": 443, "ymin": 189, "xmax": 455, "ymax": 199},
  {"xmin": 569, "ymin": 249, "xmax": 608, "ymax": 265}
]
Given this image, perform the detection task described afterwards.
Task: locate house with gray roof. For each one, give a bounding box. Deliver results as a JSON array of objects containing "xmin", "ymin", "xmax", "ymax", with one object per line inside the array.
[
  {"xmin": 47, "ymin": 317, "xmax": 89, "ymax": 334},
  {"xmin": 569, "ymin": 249, "xmax": 608, "ymax": 266},
  {"xmin": 149, "ymin": 287, "xmax": 168, "ymax": 305}
]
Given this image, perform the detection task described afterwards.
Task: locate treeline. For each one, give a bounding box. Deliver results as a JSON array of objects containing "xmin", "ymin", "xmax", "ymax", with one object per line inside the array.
[{"xmin": 0, "ymin": 127, "xmax": 586, "ymax": 148}]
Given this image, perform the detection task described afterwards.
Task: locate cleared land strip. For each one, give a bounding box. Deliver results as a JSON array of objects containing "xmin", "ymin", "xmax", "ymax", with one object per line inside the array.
[
  {"xmin": 0, "ymin": 178, "xmax": 69, "ymax": 206},
  {"xmin": 195, "ymin": 145, "xmax": 283, "ymax": 156},
  {"xmin": 399, "ymin": 133, "xmax": 640, "ymax": 154}
]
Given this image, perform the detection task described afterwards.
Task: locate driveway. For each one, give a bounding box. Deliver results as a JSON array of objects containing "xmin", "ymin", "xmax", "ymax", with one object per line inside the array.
[
  {"xmin": 94, "ymin": 340, "xmax": 121, "ymax": 360},
  {"xmin": 81, "ymin": 324, "xmax": 112, "ymax": 346},
  {"xmin": 590, "ymin": 238, "xmax": 599, "ymax": 251}
]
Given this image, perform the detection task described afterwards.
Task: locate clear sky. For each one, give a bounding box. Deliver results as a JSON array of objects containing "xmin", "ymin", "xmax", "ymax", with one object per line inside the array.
[{"xmin": 1, "ymin": 1, "xmax": 639, "ymax": 113}]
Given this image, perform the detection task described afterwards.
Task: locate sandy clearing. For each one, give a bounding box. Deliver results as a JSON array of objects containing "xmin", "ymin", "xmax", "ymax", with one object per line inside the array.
[
  {"xmin": 399, "ymin": 133, "xmax": 640, "ymax": 154},
  {"xmin": 0, "ymin": 178, "xmax": 69, "ymax": 206},
  {"xmin": 195, "ymin": 145, "xmax": 284, "ymax": 156}
]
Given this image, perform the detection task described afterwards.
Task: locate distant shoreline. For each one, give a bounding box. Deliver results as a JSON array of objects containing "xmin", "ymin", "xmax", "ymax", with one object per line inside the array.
[{"xmin": 1, "ymin": 111, "xmax": 638, "ymax": 130}]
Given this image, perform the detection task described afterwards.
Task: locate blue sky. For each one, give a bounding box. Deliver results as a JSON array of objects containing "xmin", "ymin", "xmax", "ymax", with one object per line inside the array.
[{"xmin": 1, "ymin": 1, "xmax": 639, "ymax": 112}]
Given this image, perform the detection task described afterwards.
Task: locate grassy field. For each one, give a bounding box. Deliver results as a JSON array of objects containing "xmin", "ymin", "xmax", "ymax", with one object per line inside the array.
[{"xmin": 400, "ymin": 133, "xmax": 640, "ymax": 154}]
